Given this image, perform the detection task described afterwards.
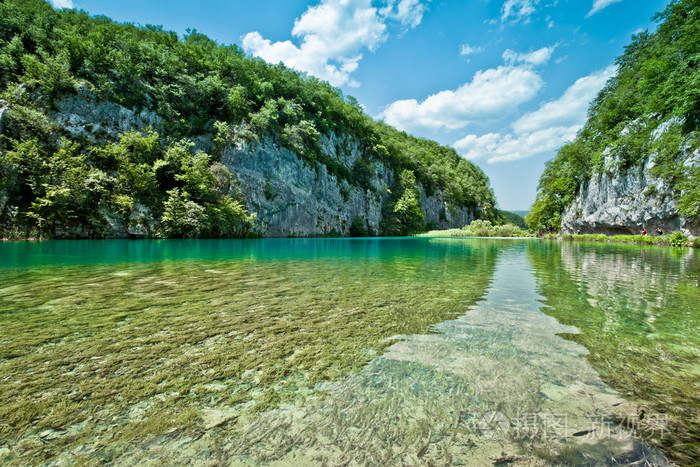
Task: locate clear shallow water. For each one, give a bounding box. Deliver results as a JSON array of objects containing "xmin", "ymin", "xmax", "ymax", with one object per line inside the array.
[{"xmin": 0, "ymin": 238, "xmax": 697, "ymax": 465}]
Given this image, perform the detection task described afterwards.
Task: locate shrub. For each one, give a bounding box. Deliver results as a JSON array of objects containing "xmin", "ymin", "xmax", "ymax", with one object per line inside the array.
[
  {"xmin": 462, "ymin": 219, "xmax": 529, "ymax": 237},
  {"xmin": 667, "ymin": 230, "xmax": 690, "ymax": 247},
  {"xmin": 158, "ymin": 188, "xmax": 207, "ymax": 238},
  {"xmin": 349, "ymin": 216, "xmax": 368, "ymax": 237},
  {"xmin": 462, "ymin": 219, "xmax": 493, "ymax": 237},
  {"xmin": 493, "ymin": 223, "xmax": 527, "ymax": 237}
]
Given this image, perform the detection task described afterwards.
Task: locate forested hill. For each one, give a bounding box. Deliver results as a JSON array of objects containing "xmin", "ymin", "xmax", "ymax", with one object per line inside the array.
[
  {"xmin": 527, "ymin": 0, "xmax": 700, "ymax": 236},
  {"xmin": 0, "ymin": 0, "xmax": 499, "ymax": 239}
]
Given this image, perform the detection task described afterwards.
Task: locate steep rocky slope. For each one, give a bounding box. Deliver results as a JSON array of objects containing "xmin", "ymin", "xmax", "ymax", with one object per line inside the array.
[
  {"xmin": 561, "ymin": 120, "xmax": 700, "ymax": 236},
  {"xmin": 222, "ymin": 135, "xmax": 474, "ymax": 237},
  {"xmin": 5, "ymin": 90, "xmax": 480, "ymax": 238},
  {"xmin": 527, "ymin": 0, "xmax": 700, "ymax": 237},
  {"xmin": 0, "ymin": 0, "xmax": 495, "ymax": 238}
]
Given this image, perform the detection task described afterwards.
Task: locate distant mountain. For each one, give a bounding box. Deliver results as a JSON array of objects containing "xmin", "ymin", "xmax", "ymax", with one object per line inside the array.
[{"xmin": 498, "ymin": 210, "xmax": 527, "ymax": 229}]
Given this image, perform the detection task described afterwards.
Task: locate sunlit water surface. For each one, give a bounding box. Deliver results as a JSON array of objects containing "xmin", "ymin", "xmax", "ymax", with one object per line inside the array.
[{"xmin": 0, "ymin": 238, "xmax": 697, "ymax": 465}]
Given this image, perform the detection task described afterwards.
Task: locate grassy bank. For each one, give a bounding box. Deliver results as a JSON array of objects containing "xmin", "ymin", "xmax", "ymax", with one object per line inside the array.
[
  {"xmin": 544, "ymin": 232, "xmax": 699, "ymax": 248},
  {"xmin": 415, "ymin": 220, "xmax": 531, "ymax": 238}
]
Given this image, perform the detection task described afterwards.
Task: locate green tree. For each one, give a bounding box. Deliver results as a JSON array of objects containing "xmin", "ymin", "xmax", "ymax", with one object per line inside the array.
[
  {"xmin": 393, "ymin": 170, "xmax": 425, "ymax": 235},
  {"xmin": 159, "ymin": 188, "xmax": 206, "ymax": 238},
  {"xmin": 349, "ymin": 215, "xmax": 368, "ymax": 237}
]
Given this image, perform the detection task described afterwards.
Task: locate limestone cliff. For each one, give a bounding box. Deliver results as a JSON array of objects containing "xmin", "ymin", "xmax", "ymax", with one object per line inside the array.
[
  {"xmin": 528, "ymin": 0, "xmax": 699, "ymax": 237},
  {"xmin": 1, "ymin": 92, "xmax": 478, "ymax": 238},
  {"xmin": 222, "ymin": 135, "xmax": 474, "ymax": 237},
  {"xmin": 561, "ymin": 121, "xmax": 700, "ymax": 237}
]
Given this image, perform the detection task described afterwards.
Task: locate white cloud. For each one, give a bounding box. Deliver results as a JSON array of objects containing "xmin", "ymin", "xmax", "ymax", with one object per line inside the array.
[
  {"xmin": 379, "ymin": 65, "xmax": 544, "ymax": 132},
  {"xmin": 455, "ymin": 126, "xmax": 581, "ymax": 163},
  {"xmin": 454, "ymin": 65, "xmax": 616, "ymax": 163},
  {"xmin": 49, "ymin": 0, "xmax": 74, "ymax": 8},
  {"xmin": 243, "ymin": 0, "xmax": 429, "ymax": 88},
  {"xmin": 380, "ymin": 0, "xmax": 430, "ymax": 29},
  {"xmin": 502, "ymin": 45, "xmax": 556, "ymax": 66},
  {"xmin": 459, "ymin": 44, "xmax": 483, "ymax": 56},
  {"xmin": 587, "ymin": 0, "xmax": 624, "ymax": 17},
  {"xmin": 379, "ymin": 45, "xmax": 556, "ymax": 133},
  {"xmin": 501, "ymin": 0, "xmax": 539, "ymax": 23},
  {"xmin": 513, "ymin": 65, "xmax": 614, "ymax": 133}
]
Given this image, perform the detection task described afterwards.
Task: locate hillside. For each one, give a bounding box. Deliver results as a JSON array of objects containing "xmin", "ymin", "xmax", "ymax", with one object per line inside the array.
[
  {"xmin": 527, "ymin": 0, "xmax": 699, "ymax": 236},
  {"xmin": 498, "ymin": 210, "xmax": 527, "ymax": 229},
  {"xmin": 0, "ymin": 0, "xmax": 499, "ymax": 239}
]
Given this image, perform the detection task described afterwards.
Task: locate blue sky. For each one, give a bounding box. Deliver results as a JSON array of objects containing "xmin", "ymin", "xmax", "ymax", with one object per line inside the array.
[{"xmin": 49, "ymin": 0, "xmax": 670, "ymax": 211}]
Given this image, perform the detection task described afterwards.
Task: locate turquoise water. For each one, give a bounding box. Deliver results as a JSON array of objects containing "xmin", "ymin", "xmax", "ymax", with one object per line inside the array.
[{"xmin": 0, "ymin": 238, "xmax": 697, "ymax": 465}]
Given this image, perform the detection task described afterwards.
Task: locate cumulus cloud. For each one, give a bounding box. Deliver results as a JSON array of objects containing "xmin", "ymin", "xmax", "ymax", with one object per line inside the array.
[
  {"xmin": 501, "ymin": 0, "xmax": 539, "ymax": 23},
  {"xmin": 49, "ymin": 0, "xmax": 74, "ymax": 8},
  {"xmin": 454, "ymin": 65, "xmax": 615, "ymax": 163},
  {"xmin": 243, "ymin": 0, "xmax": 429, "ymax": 88},
  {"xmin": 379, "ymin": 46, "xmax": 555, "ymax": 133},
  {"xmin": 512, "ymin": 65, "xmax": 615, "ymax": 133},
  {"xmin": 455, "ymin": 126, "xmax": 581, "ymax": 164},
  {"xmin": 379, "ymin": 66, "xmax": 544, "ymax": 132},
  {"xmin": 587, "ymin": 0, "xmax": 624, "ymax": 17},
  {"xmin": 459, "ymin": 44, "xmax": 483, "ymax": 56}
]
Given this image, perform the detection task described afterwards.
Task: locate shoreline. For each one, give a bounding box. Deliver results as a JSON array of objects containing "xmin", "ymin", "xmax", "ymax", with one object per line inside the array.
[
  {"xmin": 3, "ymin": 233, "xmax": 697, "ymax": 248},
  {"xmin": 544, "ymin": 233, "xmax": 699, "ymax": 248}
]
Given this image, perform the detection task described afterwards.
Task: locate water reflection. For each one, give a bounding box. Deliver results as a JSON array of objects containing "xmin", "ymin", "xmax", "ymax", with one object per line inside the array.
[
  {"xmin": 528, "ymin": 241, "xmax": 700, "ymax": 464},
  {"xmin": 1, "ymin": 239, "xmax": 693, "ymax": 464}
]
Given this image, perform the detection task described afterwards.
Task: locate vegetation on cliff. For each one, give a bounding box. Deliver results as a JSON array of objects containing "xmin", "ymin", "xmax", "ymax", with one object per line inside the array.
[
  {"xmin": 0, "ymin": 0, "xmax": 498, "ymax": 238},
  {"xmin": 527, "ymin": 0, "xmax": 700, "ymax": 233}
]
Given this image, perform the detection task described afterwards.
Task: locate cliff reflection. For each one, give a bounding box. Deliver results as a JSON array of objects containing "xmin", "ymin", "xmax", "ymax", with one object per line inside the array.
[{"xmin": 528, "ymin": 240, "xmax": 700, "ymax": 464}]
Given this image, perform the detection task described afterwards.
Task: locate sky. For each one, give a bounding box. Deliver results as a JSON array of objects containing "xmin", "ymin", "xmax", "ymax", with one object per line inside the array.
[{"xmin": 49, "ymin": 0, "xmax": 671, "ymax": 211}]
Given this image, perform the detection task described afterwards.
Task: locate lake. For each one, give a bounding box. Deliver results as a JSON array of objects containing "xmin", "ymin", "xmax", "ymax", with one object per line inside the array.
[{"xmin": 0, "ymin": 238, "xmax": 698, "ymax": 465}]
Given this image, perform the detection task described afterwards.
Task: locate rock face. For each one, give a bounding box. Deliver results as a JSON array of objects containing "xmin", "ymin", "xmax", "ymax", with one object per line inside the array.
[
  {"xmin": 22, "ymin": 93, "xmax": 476, "ymax": 238},
  {"xmin": 0, "ymin": 102, "xmax": 8, "ymax": 137},
  {"xmin": 52, "ymin": 90, "xmax": 162, "ymax": 140},
  {"xmin": 222, "ymin": 134, "xmax": 475, "ymax": 237},
  {"xmin": 561, "ymin": 122, "xmax": 700, "ymax": 238}
]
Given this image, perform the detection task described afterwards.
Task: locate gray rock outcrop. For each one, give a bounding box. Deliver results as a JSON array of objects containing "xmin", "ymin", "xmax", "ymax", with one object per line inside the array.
[
  {"xmin": 15, "ymin": 92, "xmax": 478, "ymax": 238},
  {"xmin": 51, "ymin": 90, "xmax": 162, "ymax": 141},
  {"xmin": 561, "ymin": 120, "xmax": 700, "ymax": 238},
  {"xmin": 222, "ymin": 133, "xmax": 475, "ymax": 237}
]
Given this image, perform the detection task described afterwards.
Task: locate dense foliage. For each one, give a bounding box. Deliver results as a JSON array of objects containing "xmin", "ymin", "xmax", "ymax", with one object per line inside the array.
[
  {"xmin": 461, "ymin": 219, "xmax": 529, "ymax": 237},
  {"xmin": 380, "ymin": 169, "xmax": 426, "ymax": 236},
  {"xmin": 527, "ymin": 0, "xmax": 700, "ymax": 233},
  {"xmin": 0, "ymin": 0, "xmax": 498, "ymax": 238},
  {"xmin": 1, "ymin": 130, "xmax": 255, "ymax": 238},
  {"xmin": 416, "ymin": 219, "xmax": 529, "ymax": 238}
]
